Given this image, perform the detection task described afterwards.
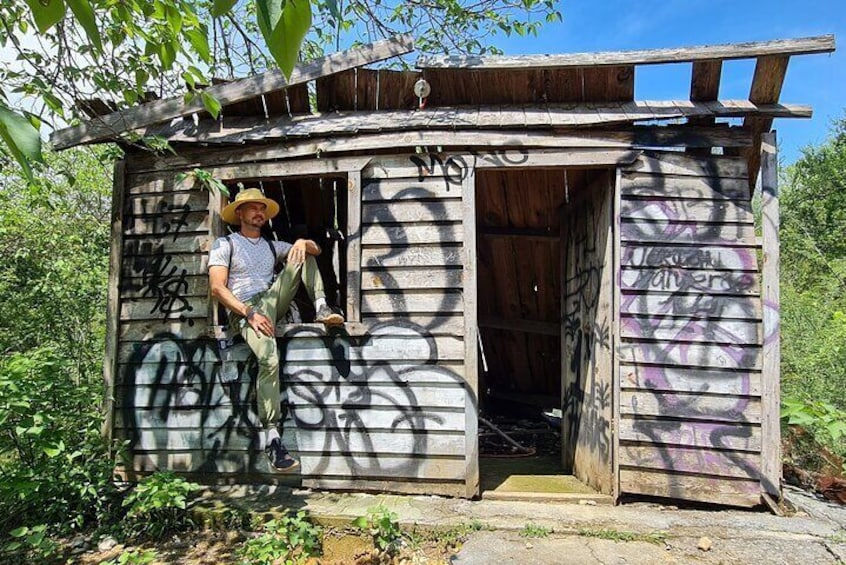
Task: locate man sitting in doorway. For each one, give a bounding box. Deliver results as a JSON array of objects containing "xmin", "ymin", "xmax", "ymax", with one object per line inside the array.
[{"xmin": 208, "ymin": 188, "xmax": 344, "ymax": 472}]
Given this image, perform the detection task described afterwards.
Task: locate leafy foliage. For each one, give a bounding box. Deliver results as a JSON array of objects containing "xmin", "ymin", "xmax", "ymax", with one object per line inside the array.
[
  {"xmin": 352, "ymin": 504, "xmax": 402, "ymax": 553},
  {"xmin": 0, "ymin": 146, "xmax": 122, "ymax": 561},
  {"xmin": 0, "ymin": 0, "xmax": 561, "ymax": 178},
  {"xmin": 101, "ymin": 548, "xmax": 159, "ymax": 565},
  {"xmin": 238, "ymin": 511, "xmax": 323, "ymax": 565},
  {"xmin": 779, "ymin": 113, "xmax": 846, "ymax": 471},
  {"xmin": 120, "ymin": 472, "xmax": 202, "ymax": 540}
]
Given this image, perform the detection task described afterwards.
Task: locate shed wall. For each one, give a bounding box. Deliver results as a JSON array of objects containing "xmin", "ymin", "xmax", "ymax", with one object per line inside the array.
[
  {"xmin": 616, "ymin": 153, "xmax": 764, "ymax": 506},
  {"xmin": 113, "ymin": 154, "xmax": 476, "ymax": 497}
]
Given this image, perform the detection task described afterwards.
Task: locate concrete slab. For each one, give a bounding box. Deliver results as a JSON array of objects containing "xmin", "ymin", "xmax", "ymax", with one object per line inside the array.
[{"xmin": 195, "ymin": 485, "xmax": 846, "ymax": 564}]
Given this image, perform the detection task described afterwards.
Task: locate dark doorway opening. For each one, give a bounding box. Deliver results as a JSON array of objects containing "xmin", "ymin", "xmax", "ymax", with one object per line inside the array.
[{"xmin": 475, "ymin": 166, "xmax": 615, "ymax": 499}]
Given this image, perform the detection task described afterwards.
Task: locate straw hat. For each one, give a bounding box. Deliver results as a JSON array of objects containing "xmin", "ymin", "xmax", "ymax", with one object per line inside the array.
[{"xmin": 221, "ymin": 188, "xmax": 280, "ymax": 225}]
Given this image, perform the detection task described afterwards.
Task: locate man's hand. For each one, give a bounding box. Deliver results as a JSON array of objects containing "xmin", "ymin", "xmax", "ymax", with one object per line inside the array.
[
  {"xmin": 288, "ymin": 239, "xmax": 308, "ymax": 265},
  {"xmin": 248, "ymin": 311, "xmax": 275, "ymax": 337}
]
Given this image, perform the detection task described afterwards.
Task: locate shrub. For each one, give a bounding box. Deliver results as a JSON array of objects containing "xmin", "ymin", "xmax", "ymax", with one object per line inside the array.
[
  {"xmin": 239, "ymin": 511, "xmax": 322, "ymax": 565},
  {"xmin": 120, "ymin": 472, "xmax": 201, "ymax": 540},
  {"xmin": 352, "ymin": 504, "xmax": 402, "ymax": 554}
]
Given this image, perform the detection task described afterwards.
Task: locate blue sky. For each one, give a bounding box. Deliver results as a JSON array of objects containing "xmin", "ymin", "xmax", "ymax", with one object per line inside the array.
[{"xmin": 494, "ymin": 0, "xmax": 844, "ymax": 164}]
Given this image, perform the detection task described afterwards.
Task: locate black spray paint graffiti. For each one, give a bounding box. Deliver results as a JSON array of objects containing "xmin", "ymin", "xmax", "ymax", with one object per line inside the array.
[
  {"xmin": 122, "ymin": 321, "xmax": 474, "ymax": 478},
  {"xmin": 123, "ymin": 334, "xmax": 260, "ymax": 474},
  {"xmin": 562, "ymin": 193, "xmax": 612, "ymax": 468},
  {"xmin": 619, "ymin": 162, "xmax": 762, "ymax": 482},
  {"xmin": 124, "ymin": 242, "xmax": 195, "ymax": 324},
  {"xmin": 410, "ymin": 150, "xmax": 530, "ymax": 190}
]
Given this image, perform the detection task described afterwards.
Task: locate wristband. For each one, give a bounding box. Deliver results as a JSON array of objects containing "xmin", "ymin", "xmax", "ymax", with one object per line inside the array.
[{"xmin": 246, "ymin": 309, "xmax": 258, "ymax": 321}]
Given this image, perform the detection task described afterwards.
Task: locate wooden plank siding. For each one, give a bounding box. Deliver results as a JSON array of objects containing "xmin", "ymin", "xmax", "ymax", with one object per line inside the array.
[
  {"xmin": 616, "ymin": 152, "xmax": 764, "ymax": 507},
  {"xmin": 113, "ymin": 153, "xmax": 477, "ymax": 497},
  {"xmin": 561, "ymin": 170, "xmax": 615, "ymax": 494}
]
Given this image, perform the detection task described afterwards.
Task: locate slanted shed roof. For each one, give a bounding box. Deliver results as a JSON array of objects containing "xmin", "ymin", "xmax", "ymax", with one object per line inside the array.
[{"xmin": 52, "ymin": 34, "xmax": 834, "ymax": 185}]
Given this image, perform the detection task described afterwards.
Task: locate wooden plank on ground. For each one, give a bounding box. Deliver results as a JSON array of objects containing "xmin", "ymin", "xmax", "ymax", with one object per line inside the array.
[{"xmin": 51, "ymin": 35, "xmax": 415, "ymax": 149}]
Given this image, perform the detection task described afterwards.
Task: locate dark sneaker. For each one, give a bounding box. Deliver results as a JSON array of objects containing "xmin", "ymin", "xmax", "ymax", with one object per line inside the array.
[
  {"xmin": 265, "ymin": 438, "xmax": 300, "ymax": 473},
  {"xmin": 315, "ymin": 304, "xmax": 344, "ymax": 326}
]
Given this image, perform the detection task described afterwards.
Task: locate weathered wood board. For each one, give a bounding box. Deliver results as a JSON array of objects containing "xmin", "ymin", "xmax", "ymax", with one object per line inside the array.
[
  {"xmin": 561, "ymin": 171, "xmax": 614, "ymax": 494},
  {"xmin": 113, "ymin": 152, "xmax": 479, "ymax": 497},
  {"xmin": 616, "ymin": 153, "xmax": 764, "ymax": 507}
]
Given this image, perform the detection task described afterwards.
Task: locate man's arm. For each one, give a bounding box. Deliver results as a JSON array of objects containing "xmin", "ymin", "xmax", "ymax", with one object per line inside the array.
[
  {"xmin": 209, "ymin": 265, "xmax": 275, "ymax": 336},
  {"xmin": 287, "ymin": 238, "xmax": 321, "ymax": 265}
]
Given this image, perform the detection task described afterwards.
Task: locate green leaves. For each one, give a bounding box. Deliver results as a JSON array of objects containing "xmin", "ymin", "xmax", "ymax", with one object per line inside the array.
[
  {"xmin": 0, "ymin": 106, "xmax": 43, "ymax": 184},
  {"xmin": 256, "ymin": 0, "xmax": 312, "ymax": 78},
  {"xmin": 23, "ymin": 0, "xmax": 66, "ymax": 34},
  {"xmin": 66, "ymin": 0, "xmax": 102, "ymax": 52},
  {"xmin": 212, "ymin": 0, "xmax": 239, "ymax": 17}
]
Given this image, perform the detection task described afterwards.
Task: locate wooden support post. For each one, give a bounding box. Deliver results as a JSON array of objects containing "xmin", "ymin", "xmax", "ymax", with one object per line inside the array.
[
  {"xmin": 612, "ymin": 167, "xmax": 623, "ymax": 503},
  {"xmin": 102, "ymin": 160, "xmax": 126, "ymax": 443},
  {"xmin": 462, "ymin": 162, "xmax": 479, "ymax": 499},
  {"xmin": 760, "ymin": 131, "xmax": 781, "ymax": 498},
  {"xmin": 346, "ymin": 171, "xmax": 362, "ymax": 322}
]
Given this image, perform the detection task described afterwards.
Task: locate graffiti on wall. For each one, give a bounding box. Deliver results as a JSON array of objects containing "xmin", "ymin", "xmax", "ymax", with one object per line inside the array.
[
  {"xmin": 562, "ymin": 190, "xmax": 613, "ymax": 470},
  {"xmin": 619, "ymin": 167, "xmax": 763, "ymax": 481},
  {"xmin": 121, "ymin": 321, "xmax": 472, "ymax": 477}
]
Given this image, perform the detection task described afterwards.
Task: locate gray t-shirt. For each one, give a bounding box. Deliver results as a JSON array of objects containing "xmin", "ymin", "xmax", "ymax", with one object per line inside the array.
[{"xmin": 208, "ymin": 233, "xmax": 293, "ymax": 302}]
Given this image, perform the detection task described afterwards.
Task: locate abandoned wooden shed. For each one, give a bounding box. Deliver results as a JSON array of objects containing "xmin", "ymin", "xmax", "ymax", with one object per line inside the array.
[{"xmin": 52, "ymin": 34, "xmax": 835, "ymax": 507}]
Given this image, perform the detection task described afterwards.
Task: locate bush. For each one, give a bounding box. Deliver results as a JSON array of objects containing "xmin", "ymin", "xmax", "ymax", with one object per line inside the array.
[
  {"xmin": 239, "ymin": 511, "xmax": 322, "ymax": 565},
  {"xmin": 352, "ymin": 504, "xmax": 402, "ymax": 554},
  {"xmin": 120, "ymin": 472, "xmax": 201, "ymax": 540}
]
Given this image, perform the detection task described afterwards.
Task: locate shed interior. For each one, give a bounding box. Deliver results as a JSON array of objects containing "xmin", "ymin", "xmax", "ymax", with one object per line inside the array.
[{"xmin": 476, "ymin": 167, "xmax": 613, "ymax": 491}]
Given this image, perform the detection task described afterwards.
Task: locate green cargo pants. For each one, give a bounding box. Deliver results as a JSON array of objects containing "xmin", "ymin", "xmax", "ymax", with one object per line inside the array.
[{"xmin": 229, "ymin": 255, "xmax": 325, "ymax": 429}]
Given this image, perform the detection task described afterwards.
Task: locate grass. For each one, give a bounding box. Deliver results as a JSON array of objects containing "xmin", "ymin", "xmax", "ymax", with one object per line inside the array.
[
  {"xmin": 578, "ymin": 528, "xmax": 667, "ymax": 545},
  {"xmin": 519, "ymin": 523, "xmax": 552, "ymax": 538}
]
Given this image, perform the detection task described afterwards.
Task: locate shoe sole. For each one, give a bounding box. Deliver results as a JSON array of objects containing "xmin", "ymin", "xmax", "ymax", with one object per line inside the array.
[
  {"xmin": 317, "ymin": 313, "xmax": 344, "ymax": 326},
  {"xmin": 269, "ymin": 459, "xmax": 301, "ymax": 473}
]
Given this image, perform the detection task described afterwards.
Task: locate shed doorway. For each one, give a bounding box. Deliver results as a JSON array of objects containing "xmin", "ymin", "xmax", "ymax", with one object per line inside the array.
[{"xmin": 475, "ymin": 167, "xmax": 615, "ymax": 499}]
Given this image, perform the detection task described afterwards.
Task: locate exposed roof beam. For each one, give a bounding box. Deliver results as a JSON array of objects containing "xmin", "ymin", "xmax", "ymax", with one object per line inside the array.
[
  {"xmin": 417, "ymin": 35, "xmax": 834, "ymax": 69},
  {"xmin": 51, "ymin": 34, "xmax": 415, "ymax": 150}
]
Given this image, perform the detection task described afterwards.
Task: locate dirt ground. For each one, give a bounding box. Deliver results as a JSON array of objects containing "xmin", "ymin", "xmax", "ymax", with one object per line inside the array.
[{"xmin": 68, "ymin": 527, "xmax": 459, "ymax": 564}]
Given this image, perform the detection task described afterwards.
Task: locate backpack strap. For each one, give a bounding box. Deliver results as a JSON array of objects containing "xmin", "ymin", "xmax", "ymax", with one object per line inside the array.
[{"xmin": 224, "ymin": 233, "xmax": 278, "ymax": 269}]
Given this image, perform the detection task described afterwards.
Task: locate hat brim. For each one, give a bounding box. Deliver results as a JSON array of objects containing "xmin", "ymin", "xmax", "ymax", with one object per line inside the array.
[{"xmin": 221, "ymin": 196, "xmax": 280, "ymax": 225}]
